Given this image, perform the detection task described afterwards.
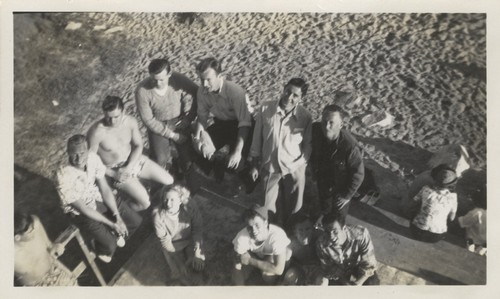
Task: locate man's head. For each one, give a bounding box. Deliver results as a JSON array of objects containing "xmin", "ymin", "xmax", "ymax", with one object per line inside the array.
[
  {"xmin": 196, "ymin": 57, "xmax": 223, "ymax": 93},
  {"xmin": 67, "ymin": 134, "xmax": 88, "ymax": 170},
  {"xmin": 430, "ymin": 164, "xmax": 458, "ymax": 190},
  {"xmin": 289, "ymin": 212, "xmax": 313, "ymax": 246},
  {"xmin": 321, "ymin": 104, "xmax": 345, "ymax": 142},
  {"xmin": 14, "ymin": 210, "xmax": 34, "ymax": 242},
  {"xmin": 322, "ymin": 211, "xmax": 347, "ymax": 247},
  {"xmin": 148, "ymin": 59, "xmax": 171, "ymax": 89},
  {"xmin": 242, "ymin": 204, "xmax": 269, "ymax": 242},
  {"xmin": 102, "ymin": 96, "xmax": 125, "ymax": 127},
  {"xmin": 279, "ymin": 78, "xmax": 308, "ymax": 114}
]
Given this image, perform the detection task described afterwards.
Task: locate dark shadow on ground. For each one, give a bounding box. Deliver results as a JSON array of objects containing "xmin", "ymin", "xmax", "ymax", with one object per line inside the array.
[
  {"xmin": 417, "ymin": 269, "xmax": 465, "ymax": 285},
  {"xmin": 354, "ymin": 135, "xmax": 434, "ymax": 176}
]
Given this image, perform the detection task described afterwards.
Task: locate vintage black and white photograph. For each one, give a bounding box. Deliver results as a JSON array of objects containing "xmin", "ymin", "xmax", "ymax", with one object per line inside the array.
[{"xmin": 2, "ymin": 0, "xmax": 497, "ymax": 297}]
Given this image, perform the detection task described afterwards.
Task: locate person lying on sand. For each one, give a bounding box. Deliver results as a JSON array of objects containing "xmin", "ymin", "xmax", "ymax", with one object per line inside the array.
[
  {"xmin": 56, "ymin": 134, "xmax": 142, "ymax": 263},
  {"xmin": 136, "ymin": 58, "xmax": 198, "ymax": 179},
  {"xmin": 232, "ymin": 205, "xmax": 292, "ymax": 285},
  {"xmin": 311, "ymin": 104, "xmax": 364, "ymax": 225},
  {"xmin": 14, "ymin": 210, "xmax": 78, "ymax": 286},
  {"xmin": 192, "ymin": 57, "xmax": 253, "ymax": 182},
  {"xmin": 87, "ymin": 96, "xmax": 174, "ymax": 211},
  {"xmin": 152, "ymin": 184, "xmax": 206, "ymax": 285},
  {"xmin": 248, "ymin": 77, "xmax": 312, "ymax": 226}
]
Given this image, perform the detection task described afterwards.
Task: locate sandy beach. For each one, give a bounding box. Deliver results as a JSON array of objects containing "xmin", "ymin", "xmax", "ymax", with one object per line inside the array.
[{"xmin": 12, "ymin": 12, "xmax": 486, "ymax": 286}]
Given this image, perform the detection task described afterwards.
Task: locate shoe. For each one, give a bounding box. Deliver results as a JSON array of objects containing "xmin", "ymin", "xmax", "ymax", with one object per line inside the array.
[
  {"xmin": 116, "ymin": 235, "xmax": 126, "ymax": 248},
  {"xmin": 98, "ymin": 254, "xmax": 112, "ymax": 263}
]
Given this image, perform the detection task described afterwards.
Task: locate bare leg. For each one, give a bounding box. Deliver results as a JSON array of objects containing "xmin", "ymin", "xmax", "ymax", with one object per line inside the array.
[
  {"xmin": 118, "ymin": 178, "xmax": 150, "ymax": 211},
  {"xmin": 139, "ymin": 158, "xmax": 174, "ymax": 186}
]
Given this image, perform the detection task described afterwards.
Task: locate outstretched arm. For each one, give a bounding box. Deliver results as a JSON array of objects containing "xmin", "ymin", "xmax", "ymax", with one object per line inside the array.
[{"xmin": 240, "ymin": 251, "xmax": 287, "ymax": 276}]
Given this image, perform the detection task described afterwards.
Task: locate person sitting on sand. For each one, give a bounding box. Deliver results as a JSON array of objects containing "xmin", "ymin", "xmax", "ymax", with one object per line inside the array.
[
  {"xmin": 232, "ymin": 204, "xmax": 292, "ymax": 285},
  {"xmin": 410, "ymin": 164, "xmax": 458, "ymax": 243},
  {"xmin": 152, "ymin": 184, "xmax": 206, "ymax": 285},
  {"xmin": 311, "ymin": 104, "xmax": 364, "ymax": 224},
  {"xmin": 87, "ymin": 95, "xmax": 174, "ymax": 211},
  {"xmin": 14, "ymin": 210, "xmax": 78, "ymax": 286},
  {"xmin": 192, "ymin": 57, "xmax": 253, "ymax": 182},
  {"xmin": 315, "ymin": 211, "xmax": 379, "ymax": 286},
  {"xmin": 458, "ymin": 187, "xmax": 486, "ymax": 255},
  {"xmin": 282, "ymin": 212, "xmax": 321, "ymax": 285},
  {"xmin": 135, "ymin": 58, "xmax": 198, "ymax": 178},
  {"xmin": 248, "ymin": 77, "xmax": 312, "ymax": 226},
  {"xmin": 56, "ymin": 134, "xmax": 142, "ymax": 263}
]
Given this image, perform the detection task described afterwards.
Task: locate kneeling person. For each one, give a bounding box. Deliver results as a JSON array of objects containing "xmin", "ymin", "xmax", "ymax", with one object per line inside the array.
[
  {"xmin": 315, "ymin": 211, "xmax": 379, "ymax": 285},
  {"xmin": 232, "ymin": 205, "xmax": 291, "ymax": 285},
  {"xmin": 56, "ymin": 134, "xmax": 142, "ymax": 263}
]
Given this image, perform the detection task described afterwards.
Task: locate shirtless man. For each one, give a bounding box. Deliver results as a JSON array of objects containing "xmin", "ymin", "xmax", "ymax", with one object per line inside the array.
[
  {"xmin": 87, "ymin": 95, "xmax": 174, "ymax": 211},
  {"xmin": 14, "ymin": 211, "xmax": 77, "ymax": 286}
]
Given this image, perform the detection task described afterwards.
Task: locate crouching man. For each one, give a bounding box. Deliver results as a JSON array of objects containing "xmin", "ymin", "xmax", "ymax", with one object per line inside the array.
[
  {"xmin": 56, "ymin": 134, "xmax": 142, "ymax": 263},
  {"xmin": 232, "ymin": 205, "xmax": 291, "ymax": 285},
  {"xmin": 315, "ymin": 211, "xmax": 379, "ymax": 285}
]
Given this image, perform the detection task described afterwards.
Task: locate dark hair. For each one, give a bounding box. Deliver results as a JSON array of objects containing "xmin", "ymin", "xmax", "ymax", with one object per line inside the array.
[
  {"xmin": 322, "ymin": 211, "xmax": 346, "ymax": 227},
  {"xmin": 148, "ymin": 58, "xmax": 171, "ymax": 75},
  {"xmin": 67, "ymin": 134, "xmax": 87, "ymax": 150},
  {"xmin": 286, "ymin": 78, "xmax": 309, "ymax": 96},
  {"xmin": 102, "ymin": 96, "xmax": 124, "ymax": 112},
  {"xmin": 431, "ymin": 164, "xmax": 457, "ymax": 189},
  {"xmin": 322, "ymin": 104, "xmax": 346, "ymax": 119},
  {"xmin": 14, "ymin": 210, "xmax": 33, "ymax": 236},
  {"xmin": 242, "ymin": 204, "xmax": 268, "ymax": 222},
  {"xmin": 196, "ymin": 57, "xmax": 222, "ymax": 75}
]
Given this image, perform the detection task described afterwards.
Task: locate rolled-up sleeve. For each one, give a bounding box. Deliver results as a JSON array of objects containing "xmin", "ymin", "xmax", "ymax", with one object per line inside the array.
[
  {"xmin": 233, "ymin": 93, "xmax": 252, "ymax": 128},
  {"xmin": 357, "ymin": 228, "xmax": 377, "ymax": 276}
]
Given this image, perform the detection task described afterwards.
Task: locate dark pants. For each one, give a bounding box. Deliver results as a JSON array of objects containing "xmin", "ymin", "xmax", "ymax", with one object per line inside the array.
[
  {"xmin": 320, "ymin": 194, "xmax": 352, "ymax": 219},
  {"xmin": 197, "ymin": 118, "xmax": 253, "ymax": 179},
  {"xmin": 71, "ymin": 197, "xmax": 142, "ymax": 256},
  {"xmin": 410, "ymin": 222, "xmax": 446, "ymax": 243},
  {"xmin": 148, "ymin": 118, "xmax": 194, "ymax": 175}
]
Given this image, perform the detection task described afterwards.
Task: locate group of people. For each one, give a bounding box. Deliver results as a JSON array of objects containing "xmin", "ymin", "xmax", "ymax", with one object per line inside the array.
[{"xmin": 14, "ymin": 56, "xmax": 486, "ymax": 286}]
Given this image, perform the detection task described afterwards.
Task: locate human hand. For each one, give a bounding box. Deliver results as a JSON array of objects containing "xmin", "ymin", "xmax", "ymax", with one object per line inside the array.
[
  {"xmin": 334, "ymin": 197, "xmax": 350, "ymax": 209},
  {"xmin": 176, "ymin": 117, "xmax": 191, "ymax": 130},
  {"xmin": 172, "ymin": 132, "xmax": 187, "ymax": 144},
  {"xmin": 249, "ymin": 167, "xmax": 259, "ymax": 181},
  {"xmin": 117, "ymin": 167, "xmax": 133, "ymax": 183},
  {"xmin": 191, "ymin": 251, "xmax": 206, "ymax": 271},
  {"xmin": 114, "ymin": 218, "xmax": 128, "ymax": 237},
  {"xmin": 227, "ymin": 150, "xmax": 242, "ymax": 169},
  {"xmin": 50, "ymin": 243, "xmax": 66, "ymax": 257},
  {"xmin": 240, "ymin": 252, "xmax": 251, "ymax": 265}
]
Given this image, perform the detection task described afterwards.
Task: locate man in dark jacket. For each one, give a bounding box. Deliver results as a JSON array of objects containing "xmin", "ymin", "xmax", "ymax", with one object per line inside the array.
[{"xmin": 311, "ymin": 104, "xmax": 364, "ymax": 223}]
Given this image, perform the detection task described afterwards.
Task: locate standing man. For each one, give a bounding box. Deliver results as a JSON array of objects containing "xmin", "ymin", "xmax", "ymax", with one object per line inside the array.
[
  {"xmin": 315, "ymin": 211, "xmax": 379, "ymax": 285},
  {"xmin": 56, "ymin": 134, "xmax": 142, "ymax": 263},
  {"xmin": 248, "ymin": 78, "xmax": 312, "ymax": 225},
  {"xmin": 193, "ymin": 57, "xmax": 253, "ymax": 181},
  {"xmin": 232, "ymin": 205, "xmax": 291, "ymax": 285},
  {"xmin": 135, "ymin": 58, "xmax": 198, "ymax": 178},
  {"xmin": 87, "ymin": 95, "xmax": 174, "ymax": 211},
  {"xmin": 311, "ymin": 104, "xmax": 364, "ymax": 224}
]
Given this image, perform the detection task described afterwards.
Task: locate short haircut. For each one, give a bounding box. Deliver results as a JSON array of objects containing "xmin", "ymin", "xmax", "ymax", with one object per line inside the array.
[
  {"xmin": 67, "ymin": 134, "xmax": 87, "ymax": 150},
  {"xmin": 14, "ymin": 210, "xmax": 33, "ymax": 236},
  {"xmin": 242, "ymin": 204, "xmax": 268, "ymax": 222},
  {"xmin": 286, "ymin": 78, "xmax": 309, "ymax": 96},
  {"xmin": 322, "ymin": 211, "xmax": 346, "ymax": 227},
  {"xmin": 322, "ymin": 104, "xmax": 345, "ymax": 119},
  {"xmin": 148, "ymin": 58, "xmax": 171, "ymax": 75},
  {"xmin": 196, "ymin": 57, "xmax": 222, "ymax": 75},
  {"xmin": 102, "ymin": 95, "xmax": 124, "ymax": 112}
]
